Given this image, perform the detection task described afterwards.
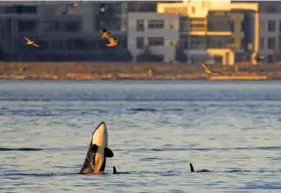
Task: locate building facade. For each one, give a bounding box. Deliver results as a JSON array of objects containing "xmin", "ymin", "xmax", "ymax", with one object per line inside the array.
[
  {"xmin": 259, "ymin": 2, "xmax": 281, "ymax": 62},
  {"xmin": 2, "ymin": 1, "xmax": 277, "ymax": 64},
  {"xmin": 0, "ymin": 1, "xmax": 130, "ymax": 61},
  {"xmin": 127, "ymin": 12, "xmax": 180, "ymax": 62},
  {"xmin": 156, "ymin": 0, "xmax": 259, "ymax": 65}
]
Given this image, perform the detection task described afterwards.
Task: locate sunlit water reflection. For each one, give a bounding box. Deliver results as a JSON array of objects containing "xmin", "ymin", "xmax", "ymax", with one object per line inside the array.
[{"xmin": 1, "ymin": 80, "xmax": 281, "ymax": 192}]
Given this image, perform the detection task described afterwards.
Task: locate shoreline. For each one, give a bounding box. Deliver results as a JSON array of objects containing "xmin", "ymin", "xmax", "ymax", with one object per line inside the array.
[{"xmin": 0, "ymin": 62, "xmax": 281, "ymax": 80}]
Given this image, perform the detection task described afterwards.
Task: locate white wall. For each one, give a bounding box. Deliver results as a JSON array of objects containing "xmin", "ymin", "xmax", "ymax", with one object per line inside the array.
[
  {"xmin": 127, "ymin": 12, "xmax": 180, "ymax": 62},
  {"xmin": 259, "ymin": 14, "xmax": 281, "ymax": 57}
]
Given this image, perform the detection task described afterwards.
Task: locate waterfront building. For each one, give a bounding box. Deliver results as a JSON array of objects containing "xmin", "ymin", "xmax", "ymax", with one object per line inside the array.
[
  {"xmin": 127, "ymin": 12, "xmax": 180, "ymax": 62},
  {"xmin": 258, "ymin": 2, "xmax": 281, "ymax": 62},
  {"xmin": 127, "ymin": 0, "xmax": 259, "ymax": 65},
  {"xmin": 0, "ymin": 1, "xmax": 130, "ymax": 61}
]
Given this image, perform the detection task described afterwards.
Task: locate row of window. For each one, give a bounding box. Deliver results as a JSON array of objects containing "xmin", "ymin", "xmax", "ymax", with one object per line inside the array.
[
  {"xmin": 16, "ymin": 20, "xmax": 81, "ymax": 33},
  {"xmin": 260, "ymin": 36, "xmax": 281, "ymax": 50},
  {"xmin": 136, "ymin": 18, "xmax": 234, "ymax": 32},
  {"xmin": 0, "ymin": 5, "xmax": 37, "ymax": 14},
  {"xmin": 262, "ymin": 20, "xmax": 281, "ymax": 32},
  {"xmin": 136, "ymin": 19, "xmax": 165, "ymax": 31},
  {"xmin": 207, "ymin": 21, "xmax": 233, "ymax": 31},
  {"xmin": 135, "ymin": 36, "xmax": 235, "ymax": 49},
  {"xmin": 136, "ymin": 37, "xmax": 164, "ymax": 48}
]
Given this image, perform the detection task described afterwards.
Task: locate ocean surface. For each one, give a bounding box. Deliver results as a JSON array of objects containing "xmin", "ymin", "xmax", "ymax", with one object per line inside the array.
[{"xmin": 1, "ymin": 80, "xmax": 281, "ymax": 193}]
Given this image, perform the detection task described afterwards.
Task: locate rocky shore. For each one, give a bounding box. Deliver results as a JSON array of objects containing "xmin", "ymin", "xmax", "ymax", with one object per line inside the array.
[{"xmin": 0, "ymin": 62, "xmax": 281, "ymax": 80}]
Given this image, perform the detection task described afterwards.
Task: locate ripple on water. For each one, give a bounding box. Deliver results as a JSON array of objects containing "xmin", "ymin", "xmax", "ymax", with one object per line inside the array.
[{"xmin": 1, "ymin": 80, "xmax": 281, "ymax": 192}]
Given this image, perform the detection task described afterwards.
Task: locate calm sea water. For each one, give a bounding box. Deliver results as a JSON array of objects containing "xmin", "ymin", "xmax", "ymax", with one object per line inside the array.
[{"xmin": 1, "ymin": 80, "xmax": 281, "ymax": 193}]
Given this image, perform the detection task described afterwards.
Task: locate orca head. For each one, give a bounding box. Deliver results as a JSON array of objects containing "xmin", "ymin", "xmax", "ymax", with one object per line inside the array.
[
  {"xmin": 90, "ymin": 122, "xmax": 114, "ymax": 174},
  {"xmin": 92, "ymin": 121, "xmax": 108, "ymax": 148}
]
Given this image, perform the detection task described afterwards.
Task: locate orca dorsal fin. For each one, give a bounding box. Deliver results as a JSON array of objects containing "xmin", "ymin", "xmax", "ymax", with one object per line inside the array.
[
  {"xmin": 113, "ymin": 166, "xmax": 117, "ymax": 174},
  {"xmin": 190, "ymin": 163, "xmax": 195, "ymax": 172},
  {"xmin": 105, "ymin": 147, "xmax": 114, "ymax": 157}
]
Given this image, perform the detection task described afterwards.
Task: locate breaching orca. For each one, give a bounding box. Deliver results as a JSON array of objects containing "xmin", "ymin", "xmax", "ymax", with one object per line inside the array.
[
  {"xmin": 190, "ymin": 163, "xmax": 211, "ymax": 172},
  {"xmin": 79, "ymin": 122, "xmax": 114, "ymax": 174}
]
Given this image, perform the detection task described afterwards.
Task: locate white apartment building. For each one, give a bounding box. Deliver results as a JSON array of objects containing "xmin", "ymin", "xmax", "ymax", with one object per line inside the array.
[
  {"xmin": 127, "ymin": 12, "xmax": 180, "ymax": 62},
  {"xmin": 259, "ymin": 2, "xmax": 281, "ymax": 62}
]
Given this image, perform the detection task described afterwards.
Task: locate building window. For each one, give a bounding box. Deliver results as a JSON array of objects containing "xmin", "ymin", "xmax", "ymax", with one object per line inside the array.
[
  {"xmin": 192, "ymin": 36, "xmax": 207, "ymax": 49},
  {"xmin": 136, "ymin": 37, "xmax": 144, "ymax": 49},
  {"xmin": 65, "ymin": 39, "xmax": 76, "ymax": 50},
  {"xmin": 180, "ymin": 35, "xmax": 189, "ymax": 49},
  {"xmin": 6, "ymin": 5, "xmax": 37, "ymax": 14},
  {"xmin": 73, "ymin": 38, "xmax": 86, "ymax": 50},
  {"xmin": 43, "ymin": 21, "xmax": 60, "ymax": 32},
  {"xmin": 136, "ymin": 20, "xmax": 144, "ymax": 31},
  {"xmin": 148, "ymin": 37, "xmax": 164, "ymax": 46},
  {"xmin": 268, "ymin": 20, "xmax": 276, "ymax": 32},
  {"xmin": 148, "ymin": 19, "xmax": 164, "ymax": 29},
  {"xmin": 207, "ymin": 36, "xmax": 233, "ymax": 48},
  {"xmin": 18, "ymin": 20, "xmax": 37, "ymax": 32},
  {"xmin": 260, "ymin": 38, "xmax": 264, "ymax": 49},
  {"xmin": 268, "ymin": 37, "xmax": 276, "ymax": 49},
  {"xmin": 50, "ymin": 40, "xmax": 63, "ymax": 50},
  {"xmin": 65, "ymin": 21, "xmax": 81, "ymax": 32},
  {"xmin": 180, "ymin": 19, "xmax": 189, "ymax": 32}
]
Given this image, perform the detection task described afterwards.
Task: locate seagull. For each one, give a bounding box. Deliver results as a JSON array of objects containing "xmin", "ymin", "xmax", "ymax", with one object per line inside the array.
[
  {"xmin": 201, "ymin": 63, "xmax": 213, "ymax": 74},
  {"xmin": 201, "ymin": 63, "xmax": 222, "ymax": 74},
  {"xmin": 24, "ymin": 37, "xmax": 39, "ymax": 48},
  {"xmin": 106, "ymin": 40, "xmax": 118, "ymax": 47},
  {"xmin": 71, "ymin": 2, "xmax": 79, "ymax": 7},
  {"xmin": 101, "ymin": 29, "xmax": 119, "ymax": 48}
]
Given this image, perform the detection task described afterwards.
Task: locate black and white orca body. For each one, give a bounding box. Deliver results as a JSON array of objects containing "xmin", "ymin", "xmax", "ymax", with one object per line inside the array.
[{"xmin": 79, "ymin": 122, "xmax": 114, "ymax": 174}]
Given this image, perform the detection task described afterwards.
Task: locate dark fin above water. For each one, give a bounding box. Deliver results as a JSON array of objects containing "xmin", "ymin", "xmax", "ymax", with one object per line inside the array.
[
  {"xmin": 105, "ymin": 147, "xmax": 114, "ymax": 157},
  {"xmin": 113, "ymin": 166, "xmax": 117, "ymax": 174},
  {"xmin": 190, "ymin": 163, "xmax": 195, "ymax": 172},
  {"xmin": 112, "ymin": 166, "xmax": 130, "ymax": 174},
  {"xmin": 91, "ymin": 144, "xmax": 99, "ymax": 153}
]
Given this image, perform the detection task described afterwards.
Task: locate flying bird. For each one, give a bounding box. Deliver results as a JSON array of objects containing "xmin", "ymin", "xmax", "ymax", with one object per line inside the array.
[
  {"xmin": 101, "ymin": 29, "xmax": 119, "ymax": 48},
  {"xmin": 201, "ymin": 63, "xmax": 222, "ymax": 74},
  {"xmin": 201, "ymin": 63, "xmax": 213, "ymax": 74},
  {"xmin": 24, "ymin": 37, "xmax": 39, "ymax": 48},
  {"xmin": 71, "ymin": 2, "xmax": 79, "ymax": 7}
]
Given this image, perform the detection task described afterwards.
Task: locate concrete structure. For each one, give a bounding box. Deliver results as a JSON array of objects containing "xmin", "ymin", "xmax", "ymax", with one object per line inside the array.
[
  {"xmin": 127, "ymin": 12, "xmax": 180, "ymax": 62},
  {"xmin": 258, "ymin": 2, "xmax": 281, "ymax": 62},
  {"xmin": 155, "ymin": 0, "xmax": 259, "ymax": 65}
]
